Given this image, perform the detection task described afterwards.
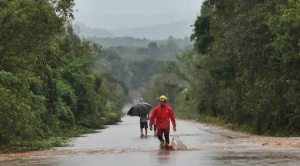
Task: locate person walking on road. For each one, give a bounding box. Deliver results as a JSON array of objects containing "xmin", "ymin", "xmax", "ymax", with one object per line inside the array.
[
  {"xmin": 149, "ymin": 95, "xmax": 176, "ymax": 147},
  {"xmin": 139, "ymin": 113, "xmax": 149, "ymax": 138}
]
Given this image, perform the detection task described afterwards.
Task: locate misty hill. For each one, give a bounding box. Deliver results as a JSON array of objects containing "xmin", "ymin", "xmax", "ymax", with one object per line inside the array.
[
  {"xmin": 88, "ymin": 36, "xmax": 193, "ymax": 49},
  {"xmin": 73, "ymin": 23, "xmax": 115, "ymax": 38},
  {"xmin": 74, "ymin": 20, "xmax": 195, "ymax": 40},
  {"xmin": 88, "ymin": 36, "xmax": 149, "ymax": 47},
  {"xmin": 114, "ymin": 20, "xmax": 194, "ymax": 40}
]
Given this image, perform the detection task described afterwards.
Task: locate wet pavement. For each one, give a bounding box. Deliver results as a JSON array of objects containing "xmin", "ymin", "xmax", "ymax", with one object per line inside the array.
[{"xmin": 1, "ymin": 104, "xmax": 300, "ymax": 165}]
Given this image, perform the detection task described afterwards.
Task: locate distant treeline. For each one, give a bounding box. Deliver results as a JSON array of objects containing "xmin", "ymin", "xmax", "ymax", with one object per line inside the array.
[
  {"xmin": 88, "ymin": 36, "xmax": 193, "ymax": 49},
  {"xmin": 88, "ymin": 36, "xmax": 193, "ymax": 62}
]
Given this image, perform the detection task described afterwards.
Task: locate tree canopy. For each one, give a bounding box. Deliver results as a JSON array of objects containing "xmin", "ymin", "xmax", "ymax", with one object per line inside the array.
[
  {"xmin": 0, "ymin": 0, "xmax": 128, "ymax": 151},
  {"xmin": 175, "ymin": 0, "xmax": 300, "ymax": 135}
]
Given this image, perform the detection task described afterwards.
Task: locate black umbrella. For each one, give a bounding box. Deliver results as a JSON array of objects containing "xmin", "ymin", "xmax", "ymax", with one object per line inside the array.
[{"xmin": 127, "ymin": 102, "xmax": 152, "ymax": 116}]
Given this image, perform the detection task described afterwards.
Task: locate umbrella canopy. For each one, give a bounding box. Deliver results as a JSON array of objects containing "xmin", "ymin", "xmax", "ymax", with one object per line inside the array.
[{"xmin": 127, "ymin": 102, "xmax": 152, "ymax": 116}]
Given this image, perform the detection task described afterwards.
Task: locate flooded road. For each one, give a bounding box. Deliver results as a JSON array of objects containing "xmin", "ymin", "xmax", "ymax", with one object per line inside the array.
[{"xmin": 1, "ymin": 104, "xmax": 300, "ymax": 165}]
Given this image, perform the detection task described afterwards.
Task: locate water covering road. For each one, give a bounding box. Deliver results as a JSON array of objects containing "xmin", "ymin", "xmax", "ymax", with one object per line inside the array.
[{"xmin": 1, "ymin": 104, "xmax": 300, "ymax": 165}]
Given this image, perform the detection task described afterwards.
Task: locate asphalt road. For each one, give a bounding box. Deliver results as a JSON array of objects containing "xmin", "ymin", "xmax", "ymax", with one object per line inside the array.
[{"xmin": 1, "ymin": 104, "xmax": 300, "ymax": 165}]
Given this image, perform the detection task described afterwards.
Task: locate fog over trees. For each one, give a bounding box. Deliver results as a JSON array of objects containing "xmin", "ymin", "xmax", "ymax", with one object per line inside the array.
[{"xmin": 73, "ymin": 0, "xmax": 204, "ymax": 40}]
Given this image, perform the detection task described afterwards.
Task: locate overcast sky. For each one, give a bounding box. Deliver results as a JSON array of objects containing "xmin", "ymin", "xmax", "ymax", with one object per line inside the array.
[{"xmin": 73, "ymin": 0, "xmax": 204, "ymax": 30}]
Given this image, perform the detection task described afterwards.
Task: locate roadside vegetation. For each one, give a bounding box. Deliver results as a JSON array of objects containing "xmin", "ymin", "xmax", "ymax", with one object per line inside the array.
[
  {"xmin": 0, "ymin": 0, "xmax": 127, "ymax": 152},
  {"xmin": 141, "ymin": 0, "xmax": 300, "ymax": 137},
  {"xmin": 1, "ymin": 0, "xmax": 299, "ymax": 152},
  {"xmin": 169, "ymin": 0, "xmax": 300, "ymax": 136}
]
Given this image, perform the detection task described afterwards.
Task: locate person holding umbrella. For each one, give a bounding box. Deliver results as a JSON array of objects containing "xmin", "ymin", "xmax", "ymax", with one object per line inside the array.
[
  {"xmin": 127, "ymin": 101, "xmax": 153, "ymax": 138},
  {"xmin": 149, "ymin": 95, "xmax": 176, "ymax": 148}
]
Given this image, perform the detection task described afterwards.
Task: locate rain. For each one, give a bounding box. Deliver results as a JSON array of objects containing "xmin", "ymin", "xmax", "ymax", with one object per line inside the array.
[{"xmin": 1, "ymin": 0, "xmax": 300, "ymax": 165}]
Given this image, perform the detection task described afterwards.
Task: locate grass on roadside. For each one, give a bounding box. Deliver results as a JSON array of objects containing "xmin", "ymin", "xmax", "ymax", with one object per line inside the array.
[
  {"xmin": 197, "ymin": 115, "xmax": 255, "ymax": 134},
  {"xmin": 0, "ymin": 126, "xmax": 97, "ymax": 153}
]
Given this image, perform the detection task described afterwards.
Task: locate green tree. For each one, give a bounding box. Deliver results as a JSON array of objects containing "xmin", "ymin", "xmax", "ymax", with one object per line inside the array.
[
  {"xmin": 0, "ymin": 0, "xmax": 75, "ymax": 148},
  {"xmin": 92, "ymin": 49, "xmax": 133, "ymax": 88},
  {"xmin": 181, "ymin": 0, "xmax": 300, "ymax": 135},
  {"xmin": 148, "ymin": 42, "xmax": 160, "ymax": 56},
  {"xmin": 142, "ymin": 73, "xmax": 183, "ymax": 107},
  {"xmin": 266, "ymin": 0, "xmax": 300, "ymax": 133},
  {"xmin": 130, "ymin": 58, "xmax": 164, "ymax": 89},
  {"xmin": 191, "ymin": 5, "xmax": 214, "ymax": 54}
]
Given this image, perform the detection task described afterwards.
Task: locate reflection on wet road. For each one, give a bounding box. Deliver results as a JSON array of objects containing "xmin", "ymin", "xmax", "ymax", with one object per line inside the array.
[{"xmin": 1, "ymin": 105, "xmax": 300, "ymax": 166}]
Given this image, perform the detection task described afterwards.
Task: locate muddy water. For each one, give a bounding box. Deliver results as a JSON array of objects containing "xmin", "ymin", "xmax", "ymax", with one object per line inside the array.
[{"xmin": 1, "ymin": 104, "xmax": 300, "ymax": 165}]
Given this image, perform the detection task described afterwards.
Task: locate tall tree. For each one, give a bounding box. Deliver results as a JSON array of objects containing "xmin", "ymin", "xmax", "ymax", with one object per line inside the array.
[{"xmin": 0, "ymin": 0, "xmax": 75, "ymax": 146}]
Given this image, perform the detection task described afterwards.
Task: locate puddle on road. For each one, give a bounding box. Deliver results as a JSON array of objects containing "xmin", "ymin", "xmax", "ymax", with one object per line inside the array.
[
  {"xmin": 0, "ymin": 137, "xmax": 299, "ymax": 160},
  {"xmin": 1, "ymin": 116, "xmax": 300, "ymax": 166},
  {"xmin": 1, "ymin": 143, "xmax": 300, "ymax": 166}
]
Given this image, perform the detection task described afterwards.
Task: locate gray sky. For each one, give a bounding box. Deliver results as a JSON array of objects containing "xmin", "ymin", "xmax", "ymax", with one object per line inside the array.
[{"xmin": 73, "ymin": 0, "xmax": 204, "ymax": 30}]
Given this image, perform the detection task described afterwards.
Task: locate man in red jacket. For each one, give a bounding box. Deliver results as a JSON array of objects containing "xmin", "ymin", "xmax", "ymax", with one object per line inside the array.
[{"xmin": 149, "ymin": 95, "xmax": 176, "ymax": 147}]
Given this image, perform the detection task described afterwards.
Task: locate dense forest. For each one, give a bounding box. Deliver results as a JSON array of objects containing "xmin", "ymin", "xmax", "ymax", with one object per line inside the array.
[
  {"xmin": 0, "ymin": 0, "xmax": 128, "ymax": 151},
  {"xmin": 1, "ymin": 0, "xmax": 300, "ymax": 152},
  {"xmin": 200, "ymin": 0, "xmax": 300, "ymax": 135},
  {"xmin": 0, "ymin": 0, "xmax": 188, "ymax": 152},
  {"xmin": 160, "ymin": 0, "xmax": 300, "ymax": 136}
]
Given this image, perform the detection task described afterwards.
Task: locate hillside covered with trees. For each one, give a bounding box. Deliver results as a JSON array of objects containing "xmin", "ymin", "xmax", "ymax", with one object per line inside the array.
[{"xmin": 165, "ymin": 0, "xmax": 300, "ymax": 136}]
